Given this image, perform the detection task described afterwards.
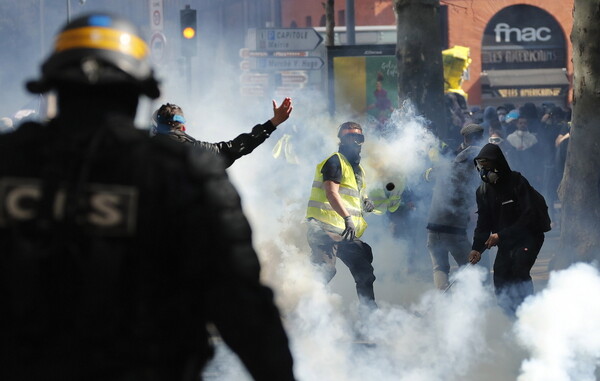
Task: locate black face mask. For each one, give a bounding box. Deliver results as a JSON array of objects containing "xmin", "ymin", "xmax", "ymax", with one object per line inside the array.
[
  {"xmin": 339, "ymin": 143, "xmax": 362, "ymax": 164},
  {"xmin": 339, "ymin": 133, "xmax": 364, "ymax": 164}
]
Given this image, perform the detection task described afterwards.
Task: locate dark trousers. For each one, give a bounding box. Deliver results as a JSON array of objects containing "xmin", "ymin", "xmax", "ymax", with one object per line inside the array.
[
  {"xmin": 493, "ymin": 233, "xmax": 544, "ymax": 314},
  {"xmin": 307, "ymin": 221, "xmax": 376, "ymax": 307}
]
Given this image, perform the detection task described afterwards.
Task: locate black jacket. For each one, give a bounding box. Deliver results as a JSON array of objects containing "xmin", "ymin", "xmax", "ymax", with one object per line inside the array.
[
  {"xmin": 472, "ymin": 143, "xmax": 543, "ymax": 253},
  {"xmin": 0, "ymin": 117, "xmax": 294, "ymax": 381},
  {"xmin": 164, "ymin": 120, "xmax": 277, "ymax": 167}
]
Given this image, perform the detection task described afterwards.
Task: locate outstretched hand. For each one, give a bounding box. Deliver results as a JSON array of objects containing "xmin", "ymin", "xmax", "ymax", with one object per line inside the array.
[{"xmin": 270, "ymin": 97, "xmax": 293, "ymax": 127}]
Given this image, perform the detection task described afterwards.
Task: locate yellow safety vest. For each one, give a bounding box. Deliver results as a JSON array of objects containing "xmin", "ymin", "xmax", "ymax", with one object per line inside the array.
[{"xmin": 306, "ymin": 152, "xmax": 367, "ymax": 237}]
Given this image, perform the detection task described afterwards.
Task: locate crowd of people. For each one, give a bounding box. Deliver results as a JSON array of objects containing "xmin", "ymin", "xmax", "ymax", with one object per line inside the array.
[
  {"xmin": 450, "ymin": 100, "xmax": 571, "ymax": 224},
  {"xmin": 0, "ymin": 11, "xmax": 569, "ymax": 381}
]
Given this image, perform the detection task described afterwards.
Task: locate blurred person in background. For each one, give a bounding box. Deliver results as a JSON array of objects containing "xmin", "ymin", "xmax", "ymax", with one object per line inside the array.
[
  {"xmin": 496, "ymin": 106, "xmax": 509, "ymax": 136},
  {"xmin": 0, "ymin": 13, "xmax": 295, "ymax": 381},
  {"xmin": 519, "ymin": 102, "xmax": 542, "ymax": 134},
  {"xmin": 480, "ymin": 106, "xmax": 500, "ymax": 137},
  {"xmin": 506, "ymin": 116, "xmax": 542, "ymax": 190},
  {"xmin": 152, "ymin": 98, "xmax": 292, "ymax": 168},
  {"xmin": 504, "ymin": 109, "xmax": 520, "ymax": 136},
  {"xmin": 426, "ymin": 124, "xmax": 489, "ymax": 290},
  {"xmin": 488, "ymin": 127, "xmax": 512, "ymax": 163},
  {"xmin": 539, "ymin": 106, "xmax": 567, "ymax": 219}
]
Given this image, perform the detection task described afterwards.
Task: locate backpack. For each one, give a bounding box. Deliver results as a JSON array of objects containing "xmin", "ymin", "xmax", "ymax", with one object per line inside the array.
[
  {"xmin": 479, "ymin": 179, "xmax": 552, "ymax": 233},
  {"xmin": 528, "ymin": 185, "xmax": 552, "ymax": 233}
]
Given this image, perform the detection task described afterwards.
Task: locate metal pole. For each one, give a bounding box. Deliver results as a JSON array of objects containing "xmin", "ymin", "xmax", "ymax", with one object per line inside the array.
[
  {"xmin": 186, "ymin": 56, "xmax": 192, "ymax": 98},
  {"xmin": 67, "ymin": 0, "xmax": 71, "ymax": 22},
  {"xmin": 345, "ymin": 0, "xmax": 355, "ymax": 45}
]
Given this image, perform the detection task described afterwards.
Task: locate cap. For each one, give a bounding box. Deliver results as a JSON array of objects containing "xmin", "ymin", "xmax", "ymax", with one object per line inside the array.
[
  {"xmin": 460, "ymin": 123, "xmax": 484, "ymax": 136},
  {"xmin": 505, "ymin": 110, "xmax": 520, "ymax": 123}
]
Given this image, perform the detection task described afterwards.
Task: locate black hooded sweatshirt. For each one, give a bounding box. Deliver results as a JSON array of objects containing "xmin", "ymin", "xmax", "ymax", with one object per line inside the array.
[{"xmin": 472, "ymin": 143, "xmax": 543, "ymax": 253}]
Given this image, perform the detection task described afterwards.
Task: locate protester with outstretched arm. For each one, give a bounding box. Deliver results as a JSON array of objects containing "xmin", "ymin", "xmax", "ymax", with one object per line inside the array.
[{"xmin": 153, "ymin": 98, "xmax": 293, "ymax": 167}]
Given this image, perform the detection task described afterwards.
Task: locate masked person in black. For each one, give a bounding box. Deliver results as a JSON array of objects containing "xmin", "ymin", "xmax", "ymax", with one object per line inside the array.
[
  {"xmin": 152, "ymin": 98, "xmax": 292, "ymax": 168},
  {"xmin": 468, "ymin": 143, "xmax": 548, "ymax": 315},
  {"xmin": 0, "ymin": 13, "xmax": 295, "ymax": 381},
  {"xmin": 305, "ymin": 122, "xmax": 377, "ymax": 309}
]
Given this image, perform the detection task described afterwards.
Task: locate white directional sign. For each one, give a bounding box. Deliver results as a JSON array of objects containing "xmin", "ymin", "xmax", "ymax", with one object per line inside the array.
[
  {"xmin": 247, "ymin": 28, "xmax": 324, "ymax": 52},
  {"xmin": 249, "ymin": 57, "xmax": 324, "ymax": 71}
]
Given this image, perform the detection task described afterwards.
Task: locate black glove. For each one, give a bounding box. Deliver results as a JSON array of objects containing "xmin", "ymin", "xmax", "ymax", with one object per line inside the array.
[
  {"xmin": 363, "ymin": 199, "xmax": 375, "ymax": 213},
  {"xmin": 341, "ymin": 216, "xmax": 356, "ymax": 240}
]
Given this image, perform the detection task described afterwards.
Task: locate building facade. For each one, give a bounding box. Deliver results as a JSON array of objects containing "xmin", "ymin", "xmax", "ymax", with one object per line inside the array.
[{"xmin": 281, "ymin": 0, "xmax": 574, "ymax": 107}]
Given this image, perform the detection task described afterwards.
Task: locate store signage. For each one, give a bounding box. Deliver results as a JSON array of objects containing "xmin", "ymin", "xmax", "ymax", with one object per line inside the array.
[
  {"xmin": 482, "ymin": 5, "xmax": 566, "ymax": 70},
  {"xmin": 494, "ymin": 23, "xmax": 551, "ymax": 43},
  {"xmin": 497, "ymin": 88, "xmax": 563, "ymax": 98}
]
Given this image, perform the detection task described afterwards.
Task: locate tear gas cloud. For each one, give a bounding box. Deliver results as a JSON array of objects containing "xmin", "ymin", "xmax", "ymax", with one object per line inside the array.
[
  {"xmin": 183, "ymin": 58, "xmax": 600, "ymax": 381},
  {"xmin": 515, "ymin": 263, "xmax": 600, "ymax": 381}
]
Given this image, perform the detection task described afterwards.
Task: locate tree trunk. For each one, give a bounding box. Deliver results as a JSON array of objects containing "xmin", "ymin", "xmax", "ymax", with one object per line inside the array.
[
  {"xmin": 556, "ymin": 0, "xmax": 600, "ymax": 268},
  {"xmin": 325, "ymin": 0, "xmax": 335, "ymax": 46},
  {"xmin": 393, "ymin": 0, "xmax": 446, "ymax": 139}
]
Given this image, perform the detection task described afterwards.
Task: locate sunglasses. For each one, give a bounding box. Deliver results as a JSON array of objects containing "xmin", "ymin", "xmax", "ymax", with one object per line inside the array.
[
  {"xmin": 341, "ymin": 133, "xmax": 365, "ymax": 145},
  {"xmin": 489, "ymin": 137, "xmax": 503, "ymax": 144}
]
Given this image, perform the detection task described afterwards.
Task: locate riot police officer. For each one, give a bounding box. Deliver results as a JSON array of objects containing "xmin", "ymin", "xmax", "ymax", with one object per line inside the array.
[{"xmin": 0, "ymin": 13, "xmax": 295, "ymax": 381}]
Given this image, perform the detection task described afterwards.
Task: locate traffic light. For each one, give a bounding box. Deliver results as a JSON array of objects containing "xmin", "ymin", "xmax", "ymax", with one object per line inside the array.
[{"xmin": 180, "ymin": 5, "xmax": 197, "ymax": 57}]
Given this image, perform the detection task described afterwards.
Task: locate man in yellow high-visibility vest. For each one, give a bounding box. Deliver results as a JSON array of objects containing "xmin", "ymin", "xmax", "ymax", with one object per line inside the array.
[{"xmin": 306, "ymin": 122, "xmax": 377, "ymax": 308}]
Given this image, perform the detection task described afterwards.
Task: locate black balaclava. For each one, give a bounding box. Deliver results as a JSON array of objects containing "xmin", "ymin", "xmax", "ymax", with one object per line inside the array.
[
  {"xmin": 339, "ymin": 135, "xmax": 363, "ymax": 165},
  {"xmin": 473, "ymin": 143, "xmax": 512, "ymax": 186}
]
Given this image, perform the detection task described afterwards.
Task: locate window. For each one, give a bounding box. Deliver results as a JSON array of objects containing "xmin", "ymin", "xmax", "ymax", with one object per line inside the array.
[
  {"xmin": 338, "ymin": 10, "xmax": 345, "ymax": 26},
  {"xmin": 319, "ymin": 14, "xmax": 326, "ymax": 27}
]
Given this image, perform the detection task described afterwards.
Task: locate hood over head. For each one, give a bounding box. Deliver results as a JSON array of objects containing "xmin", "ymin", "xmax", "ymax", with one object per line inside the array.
[
  {"xmin": 483, "ymin": 106, "xmax": 497, "ymax": 122},
  {"xmin": 473, "ymin": 143, "xmax": 511, "ymax": 176},
  {"xmin": 520, "ymin": 102, "xmax": 538, "ymax": 120}
]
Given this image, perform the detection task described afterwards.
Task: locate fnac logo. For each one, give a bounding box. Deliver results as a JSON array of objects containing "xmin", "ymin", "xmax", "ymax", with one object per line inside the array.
[{"xmin": 494, "ymin": 23, "xmax": 551, "ymax": 43}]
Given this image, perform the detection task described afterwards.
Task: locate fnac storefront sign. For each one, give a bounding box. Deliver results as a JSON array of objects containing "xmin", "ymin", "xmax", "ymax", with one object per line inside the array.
[{"xmin": 482, "ymin": 5, "xmax": 566, "ymax": 71}]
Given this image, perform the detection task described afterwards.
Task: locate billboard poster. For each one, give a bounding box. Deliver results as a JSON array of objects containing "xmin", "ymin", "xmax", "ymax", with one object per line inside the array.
[{"xmin": 328, "ymin": 45, "xmax": 397, "ymax": 126}]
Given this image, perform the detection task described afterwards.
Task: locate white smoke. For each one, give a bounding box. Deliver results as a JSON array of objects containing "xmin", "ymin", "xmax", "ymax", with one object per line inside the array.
[
  {"xmin": 88, "ymin": 11, "xmax": 600, "ymax": 381},
  {"xmin": 191, "ymin": 79, "xmax": 516, "ymax": 380},
  {"xmin": 515, "ymin": 263, "xmax": 600, "ymax": 381}
]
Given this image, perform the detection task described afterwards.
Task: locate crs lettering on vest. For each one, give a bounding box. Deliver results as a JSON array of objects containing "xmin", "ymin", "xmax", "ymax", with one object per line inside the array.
[{"xmin": 0, "ymin": 177, "xmax": 138, "ymax": 236}]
